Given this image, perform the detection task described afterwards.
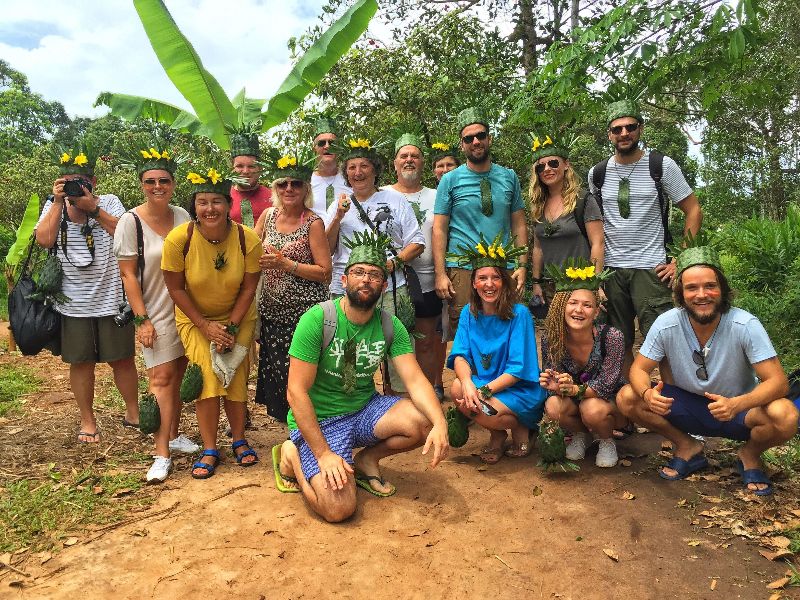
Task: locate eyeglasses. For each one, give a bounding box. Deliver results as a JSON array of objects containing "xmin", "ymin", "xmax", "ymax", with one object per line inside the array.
[
  {"xmin": 535, "ymin": 159, "xmax": 561, "ymax": 174},
  {"xmin": 608, "ymin": 122, "xmax": 640, "ymax": 135},
  {"xmin": 348, "ymin": 268, "xmax": 384, "ymax": 283},
  {"xmin": 276, "ymin": 179, "xmax": 304, "ymax": 190},
  {"xmin": 692, "ymin": 349, "xmax": 708, "ymax": 381},
  {"xmin": 461, "ymin": 131, "xmax": 488, "ymax": 144},
  {"xmin": 142, "ymin": 177, "xmax": 172, "ymax": 186},
  {"xmin": 316, "ymin": 139, "xmax": 334, "ymax": 148}
]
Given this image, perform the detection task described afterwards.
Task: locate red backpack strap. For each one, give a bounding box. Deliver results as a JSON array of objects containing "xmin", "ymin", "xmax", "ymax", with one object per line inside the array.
[{"xmin": 182, "ymin": 221, "xmax": 194, "ymax": 258}]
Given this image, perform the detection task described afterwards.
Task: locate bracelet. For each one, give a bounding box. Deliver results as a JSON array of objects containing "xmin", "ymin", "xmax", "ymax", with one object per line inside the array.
[
  {"xmin": 133, "ymin": 314, "xmax": 150, "ymax": 326},
  {"xmin": 478, "ymin": 385, "xmax": 493, "ymax": 400},
  {"xmin": 291, "ymin": 260, "xmax": 299, "ymax": 274},
  {"xmin": 87, "ymin": 203, "xmax": 101, "ymax": 218},
  {"xmin": 574, "ymin": 383, "xmax": 588, "ymax": 402},
  {"xmin": 225, "ymin": 322, "xmax": 239, "ymax": 335}
]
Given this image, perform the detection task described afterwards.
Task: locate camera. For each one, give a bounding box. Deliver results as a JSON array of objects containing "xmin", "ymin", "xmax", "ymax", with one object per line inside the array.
[
  {"xmin": 63, "ymin": 177, "xmax": 93, "ymax": 199},
  {"xmin": 114, "ymin": 302, "xmax": 134, "ymax": 327}
]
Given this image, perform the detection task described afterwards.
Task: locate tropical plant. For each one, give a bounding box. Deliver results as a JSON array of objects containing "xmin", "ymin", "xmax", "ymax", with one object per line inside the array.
[{"xmin": 95, "ymin": 0, "xmax": 378, "ymax": 148}]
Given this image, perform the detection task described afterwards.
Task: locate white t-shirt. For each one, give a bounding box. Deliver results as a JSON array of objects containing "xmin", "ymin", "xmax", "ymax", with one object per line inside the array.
[
  {"xmin": 382, "ymin": 185, "xmax": 437, "ymax": 293},
  {"xmin": 311, "ymin": 172, "xmax": 351, "ymax": 219},
  {"xmin": 324, "ymin": 188, "xmax": 425, "ymax": 295},
  {"xmin": 36, "ymin": 194, "xmax": 126, "ymax": 317}
]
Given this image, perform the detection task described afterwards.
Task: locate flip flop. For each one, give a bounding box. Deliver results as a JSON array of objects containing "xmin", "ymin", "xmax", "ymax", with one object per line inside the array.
[
  {"xmin": 612, "ymin": 422, "xmax": 635, "ymax": 440},
  {"xmin": 271, "ymin": 444, "xmax": 300, "ymax": 494},
  {"xmin": 658, "ymin": 451, "xmax": 709, "ymax": 480},
  {"xmin": 735, "ymin": 460, "xmax": 774, "ymax": 496},
  {"xmin": 480, "ymin": 446, "xmax": 505, "ymax": 464},
  {"xmin": 504, "ymin": 442, "xmax": 531, "ymax": 458},
  {"xmin": 355, "ymin": 472, "xmax": 396, "ymax": 497},
  {"xmin": 77, "ymin": 430, "xmax": 101, "ymax": 444},
  {"xmin": 121, "ymin": 419, "xmax": 139, "ymax": 430}
]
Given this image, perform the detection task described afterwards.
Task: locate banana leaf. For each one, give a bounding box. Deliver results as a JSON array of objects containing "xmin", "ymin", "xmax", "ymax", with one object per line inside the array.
[
  {"xmin": 231, "ymin": 88, "xmax": 266, "ymax": 126},
  {"xmin": 132, "ymin": 0, "xmax": 236, "ymax": 148},
  {"xmin": 5, "ymin": 193, "xmax": 39, "ymax": 269},
  {"xmin": 261, "ymin": 0, "xmax": 378, "ymax": 132},
  {"xmin": 94, "ymin": 92, "xmax": 206, "ymax": 135}
]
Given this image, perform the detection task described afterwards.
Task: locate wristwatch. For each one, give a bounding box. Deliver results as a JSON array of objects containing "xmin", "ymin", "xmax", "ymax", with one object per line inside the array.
[{"xmin": 87, "ymin": 201, "xmax": 101, "ymax": 218}]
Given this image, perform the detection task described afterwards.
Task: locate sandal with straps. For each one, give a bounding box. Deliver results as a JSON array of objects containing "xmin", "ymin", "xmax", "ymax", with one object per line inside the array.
[
  {"xmin": 191, "ymin": 449, "xmax": 221, "ymax": 479},
  {"xmin": 232, "ymin": 439, "xmax": 259, "ymax": 467}
]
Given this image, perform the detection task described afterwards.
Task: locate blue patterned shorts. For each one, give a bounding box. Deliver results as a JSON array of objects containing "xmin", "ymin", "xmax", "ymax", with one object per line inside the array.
[{"xmin": 289, "ymin": 393, "xmax": 400, "ymax": 481}]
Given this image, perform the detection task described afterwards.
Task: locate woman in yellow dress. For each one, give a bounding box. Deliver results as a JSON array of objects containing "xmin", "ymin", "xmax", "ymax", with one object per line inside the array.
[{"xmin": 162, "ymin": 166, "xmax": 263, "ymax": 479}]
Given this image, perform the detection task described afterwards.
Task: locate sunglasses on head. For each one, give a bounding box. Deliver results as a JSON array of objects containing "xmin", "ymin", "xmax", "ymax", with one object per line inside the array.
[
  {"xmin": 609, "ymin": 122, "xmax": 640, "ymax": 135},
  {"xmin": 461, "ymin": 131, "xmax": 488, "ymax": 144},
  {"xmin": 276, "ymin": 179, "xmax": 303, "ymax": 190},
  {"xmin": 692, "ymin": 349, "xmax": 709, "ymax": 381},
  {"xmin": 535, "ymin": 159, "xmax": 561, "ymax": 174},
  {"xmin": 316, "ymin": 139, "xmax": 334, "ymax": 148},
  {"xmin": 142, "ymin": 177, "xmax": 172, "ymax": 186}
]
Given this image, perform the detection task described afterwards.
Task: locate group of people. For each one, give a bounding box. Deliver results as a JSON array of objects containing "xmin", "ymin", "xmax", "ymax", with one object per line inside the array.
[{"xmin": 33, "ymin": 98, "xmax": 799, "ymax": 522}]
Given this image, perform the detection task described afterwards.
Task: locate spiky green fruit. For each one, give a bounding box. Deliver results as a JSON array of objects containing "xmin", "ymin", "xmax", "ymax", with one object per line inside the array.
[
  {"xmin": 180, "ymin": 363, "xmax": 203, "ymax": 403},
  {"xmin": 138, "ymin": 393, "xmax": 161, "ymax": 434},
  {"xmin": 446, "ymin": 406, "xmax": 470, "ymax": 448},
  {"xmin": 537, "ymin": 416, "xmax": 579, "ymax": 472}
]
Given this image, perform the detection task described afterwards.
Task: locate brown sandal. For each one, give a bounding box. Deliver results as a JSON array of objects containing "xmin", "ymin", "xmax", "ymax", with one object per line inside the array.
[
  {"xmin": 504, "ymin": 442, "xmax": 531, "ymax": 458},
  {"xmin": 480, "ymin": 446, "xmax": 505, "ymax": 464}
]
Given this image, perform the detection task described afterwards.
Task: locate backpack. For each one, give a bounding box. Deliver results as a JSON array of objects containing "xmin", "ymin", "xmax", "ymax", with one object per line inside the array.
[
  {"xmin": 590, "ymin": 150, "xmax": 672, "ymax": 250},
  {"xmin": 573, "ymin": 190, "xmax": 597, "ymax": 243},
  {"xmin": 320, "ymin": 299, "xmax": 394, "ymax": 353}
]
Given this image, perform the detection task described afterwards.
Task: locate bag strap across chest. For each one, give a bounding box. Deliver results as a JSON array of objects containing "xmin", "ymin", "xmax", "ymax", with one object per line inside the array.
[{"xmin": 320, "ymin": 299, "xmax": 394, "ymax": 353}]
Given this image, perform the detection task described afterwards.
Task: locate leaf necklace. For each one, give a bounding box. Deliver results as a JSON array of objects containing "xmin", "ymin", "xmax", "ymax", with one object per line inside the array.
[
  {"xmin": 479, "ymin": 177, "xmax": 493, "ymax": 216},
  {"xmin": 542, "ymin": 199, "xmax": 563, "ymax": 238},
  {"xmin": 613, "ymin": 157, "xmax": 639, "ymax": 219},
  {"xmin": 340, "ymin": 300, "xmax": 362, "ymax": 395}
]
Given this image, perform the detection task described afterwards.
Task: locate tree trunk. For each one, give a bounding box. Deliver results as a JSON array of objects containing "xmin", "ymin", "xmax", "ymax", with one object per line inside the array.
[
  {"xmin": 4, "ymin": 272, "xmax": 16, "ymax": 352},
  {"xmin": 571, "ymin": 0, "xmax": 580, "ymax": 36}
]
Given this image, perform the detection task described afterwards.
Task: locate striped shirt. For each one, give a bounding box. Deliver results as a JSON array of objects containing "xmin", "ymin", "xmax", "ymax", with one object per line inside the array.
[
  {"xmin": 588, "ymin": 152, "xmax": 692, "ymax": 269},
  {"xmin": 36, "ymin": 194, "xmax": 126, "ymax": 317}
]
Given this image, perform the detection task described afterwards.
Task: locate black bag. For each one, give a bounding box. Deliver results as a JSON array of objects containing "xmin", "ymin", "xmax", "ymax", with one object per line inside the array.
[{"xmin": 8, "ymin": 241, "xmax": 61, "ymax": 355}]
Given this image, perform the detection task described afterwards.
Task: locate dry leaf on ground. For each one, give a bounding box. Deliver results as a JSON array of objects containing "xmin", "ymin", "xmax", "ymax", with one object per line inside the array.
[
  {"xmin": 603, "ymin": 548, "xmax": 619, "ymax": 562},
  {"xmin": 759, "ymin": 549, "xmax": 794, "ymax": 562},
  {"xmin": 621, "ymin": 491, "xmax": 635, "ymax": 500},
  {"xmin": 767, "ymin": 577, "xmax": 790, "ymax": 590},
  {"xmin": 62, "ymin": 537, "xmax": 78, "ymax": 547},
  {"xmin": 710, "ymin": 579, "xmax": 718, "ymax": 590}
]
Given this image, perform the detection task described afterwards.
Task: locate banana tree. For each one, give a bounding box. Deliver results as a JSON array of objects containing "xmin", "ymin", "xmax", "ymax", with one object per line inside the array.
[
  {"xmin": 95, "ymin": 0, "xmax": 378, "ymax": 148},
  {"xmin": 4, "ymin": 193, "xmax": 40, "ymax": 352}
]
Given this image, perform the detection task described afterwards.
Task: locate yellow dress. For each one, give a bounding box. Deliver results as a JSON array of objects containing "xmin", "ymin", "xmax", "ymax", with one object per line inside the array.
[{"xmin": 162, "ymin": 221, "xmax": 263, "ymax": 401}]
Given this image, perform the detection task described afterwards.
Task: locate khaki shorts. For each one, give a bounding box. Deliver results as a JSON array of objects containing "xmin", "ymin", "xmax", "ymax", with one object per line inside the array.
[
  {"xmin": 57, "ymin": 315, "xmax": 135, "ymax": 364},
  {"xmin": 604, "ymin": 268, "xmax": 674, "ymax": 348}
]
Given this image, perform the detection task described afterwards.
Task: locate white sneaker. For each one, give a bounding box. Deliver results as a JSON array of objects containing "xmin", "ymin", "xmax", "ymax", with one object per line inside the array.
[
  {"xmin": 169, "ymin": 434, "xmax": 200, "ymax": 453},
  {"xmin": 147, "ymin": 456, "xmax": 172, "ymax": 483},
  {"xmin": 596, "ymin": 438, "xmax": 618, "ymax": 468},
  {"xmin": 565, "ymin": 432, "xmax": 589, "ymax": 461}
]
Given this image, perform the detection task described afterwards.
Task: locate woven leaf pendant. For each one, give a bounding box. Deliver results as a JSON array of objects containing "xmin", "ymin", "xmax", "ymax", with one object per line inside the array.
[
  {"xmin": 326, "ymin": 184, "xmax": 335, "ymax": 208},
  {"xmin": 480, "ymin": 178, "xmax": 493, "ymax": 217},
  {"xmin": 617, "ymin": 178, "xmax": 631, "ymax": 219},
  {"xmin": 240, "ymin": 199, "xmax": 254, "ymax": 228},
  {"xmin": 342, "ymin": 337, "xmax": 357, "ymax": 394}
]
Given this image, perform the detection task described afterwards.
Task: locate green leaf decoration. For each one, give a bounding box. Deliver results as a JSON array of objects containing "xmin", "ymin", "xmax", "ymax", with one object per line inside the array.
[
  {"xmin": 5, "ymin": 194, "xmax": 40, "ymax": 267},
  {"xmin": 94, "ymin": 92, "xmax": 206, "ymax": 136},
  {"xmin": 261, "ymin": 0, "xmax": 378, "ymax": 132}
]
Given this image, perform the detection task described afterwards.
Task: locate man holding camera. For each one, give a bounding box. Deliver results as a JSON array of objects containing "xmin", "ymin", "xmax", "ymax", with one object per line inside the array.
[{"xmin": 35, "ymin": 142, "xmax": 139, "ymax": 443}]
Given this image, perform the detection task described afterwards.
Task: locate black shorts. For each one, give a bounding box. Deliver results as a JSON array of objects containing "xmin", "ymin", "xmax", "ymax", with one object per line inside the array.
[{"xmin": 413, "ymin": 290, "xmax": 443, "ymax": 319}]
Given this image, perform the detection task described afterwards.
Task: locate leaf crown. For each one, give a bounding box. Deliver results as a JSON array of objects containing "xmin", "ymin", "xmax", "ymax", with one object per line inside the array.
[
  {"xmin": 544, "ymin": 257, "xmax": 613, "ymax": 293},
  {"xmin": 447, "ymin": 232, "xmax": 527, "ymax": 270}
]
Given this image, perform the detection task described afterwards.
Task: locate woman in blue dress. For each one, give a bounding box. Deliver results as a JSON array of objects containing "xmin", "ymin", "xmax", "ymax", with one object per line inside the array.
[{"xmin": 446, "ymin": 235, "xmax": 545, "ymax": 463}]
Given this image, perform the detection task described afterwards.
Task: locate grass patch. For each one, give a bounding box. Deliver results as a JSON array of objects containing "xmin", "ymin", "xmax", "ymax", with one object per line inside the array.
[
  {"xmin": 764, "ymin": 434, "xmax": 800, "ymax": 475},
  {"xmin": 0, "ymin": 274, "xmax": 7, "ymax": 321},
  {"xmin": 0, "ymin": 470, "xmax": 148, "ymax": 552},
  {"xmin": 0, "ymin": 363, "xmax": 41, "ymax": 416}
]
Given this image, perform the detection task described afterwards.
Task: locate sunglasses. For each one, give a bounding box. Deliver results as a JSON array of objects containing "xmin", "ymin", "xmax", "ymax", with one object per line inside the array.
[
  {"xmin": 692, "ymin": 349, "xmax": 708, "ymax": 381},
  {"xmin": 142, "ymin": 177, "xmax": 172, "ymax": 186},
  {"xmin": 535, "ymin": 159, "xmax": 561, "ymax": 174},
  {"xmin": 316, "ymin": 139, "xmax": 334, "ymax": 148},
  {"xmin": 461, "ymin": 131, "xmax": 488, "ymax": 144},
  {"xmin": 276, "ymin": 179, "xmax": 304, "ymax": 190},
  {"xmin": 608, "ymin": 122, "xmax": 640, "ymax": 135}
]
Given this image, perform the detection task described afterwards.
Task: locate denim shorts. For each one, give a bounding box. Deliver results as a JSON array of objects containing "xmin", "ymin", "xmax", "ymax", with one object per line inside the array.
[{"xmin": 662, "ymin": 383, "xmax": 750, "ymax": 441}]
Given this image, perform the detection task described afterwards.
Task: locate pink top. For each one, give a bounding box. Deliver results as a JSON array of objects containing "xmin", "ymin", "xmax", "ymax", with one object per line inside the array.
[{"xmin": 230, "ymin": 185, "xmax": 272, "ymax": 226}]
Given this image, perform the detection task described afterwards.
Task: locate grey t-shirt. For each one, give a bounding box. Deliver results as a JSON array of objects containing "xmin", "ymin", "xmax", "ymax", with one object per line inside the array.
[
  {"xmin": 533, "ymin": 193, "xmax": 602, "ymax": 269},
  {"xmin": 639, "ymin": 307, "xmax": 777, "ymax": 398}
]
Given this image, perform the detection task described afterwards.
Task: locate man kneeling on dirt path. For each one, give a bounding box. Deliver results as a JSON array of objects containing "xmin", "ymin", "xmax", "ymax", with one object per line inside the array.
[
  {"xmin": 274, "ymin": 231, "xmax": 449, "ymax": 522},
  {"xmin": 617, "ymin": 243, "xmax": 798, "ymax": 496}
]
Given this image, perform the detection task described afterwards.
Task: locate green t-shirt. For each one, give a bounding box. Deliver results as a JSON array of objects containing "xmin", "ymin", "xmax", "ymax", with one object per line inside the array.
[{"xmin": 287, "ymin": 298, "xmax": 413, "ymax": 429}]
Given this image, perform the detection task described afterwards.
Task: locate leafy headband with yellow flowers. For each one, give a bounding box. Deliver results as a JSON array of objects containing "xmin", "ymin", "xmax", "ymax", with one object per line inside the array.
[
  {"xmin": 51, "ymin": 139, "xmax": 100, "ymax": 176},
  {"xmin": 530, "ymin": 134, "xmax": 569, "ymax": 163},
  {"xmin": 260, "ymin": 147, "xmax": 316, "ymax": 182},
  {"xmin": 544, "ymin": 257, "xmax": 613, "ymax": 292},
  {"xmin": 185, "ymin": 166, "xmax": 247, "ymax": 196},
  {"xmin": 447, "ymin": 232, "xmax": 527, "ymax": 270}
]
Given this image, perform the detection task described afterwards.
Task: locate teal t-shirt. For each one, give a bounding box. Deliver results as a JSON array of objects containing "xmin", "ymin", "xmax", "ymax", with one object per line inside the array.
[
  {"xmin": 287, "ymin": 299, "xmax": 413, "ymax": 429},
  {"xmin": 434, "ymin": 163, "xmax": 525, "ymax": 267}
]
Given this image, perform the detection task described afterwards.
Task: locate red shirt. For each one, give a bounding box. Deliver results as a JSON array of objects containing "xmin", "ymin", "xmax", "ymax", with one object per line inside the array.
[{"xmin": 230, "ymin": 185, "xmax": 272, "ymax": 226}]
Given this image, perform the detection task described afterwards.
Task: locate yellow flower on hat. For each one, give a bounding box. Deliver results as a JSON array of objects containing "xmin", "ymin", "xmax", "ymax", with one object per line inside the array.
[
  {"xmin": 531, "ymin": 137, "xmax": 541, "ymax": 152},
  {"xmin": 160, "ymin": 150, "xmax": 170, "ymax": 160},
  {"xmin": 207, "ymin": 168, "xmax": 222, "ymax": 185},
  {"xmin": 140, "ymin": 150, "xmax": 152, "ymax": 159},
  {"xmin": 583, "ymin": 265, "xmax": 596, "ymax": 278},
  {"xmin": 349, "ymin": 138, "xmax": 371, "ymax": 149},
  {"xmin": 60, "ymin": 152, "xmax": 71, "ymax": 164},
  {"xmin": 565, "ymin": 266, "xmax": 579, "ymax": 279},
  {"xmin": 544, "ymin": 135, "xmax": 553, "ymax": 146},
  {"xmin": 497, "ymin": 247, "xmax": 506, "ymax": 259},
  {"xmin": 431, "ymin": 142, "xmax": 450, "ymax": 151},
  {"xmin": 277, "ymin": 155, "xmax": 297, "ymax": 170},
  {"xmin": 149, "ymin": 148, "xmax": 161, "ymax": 159},
  {"xmin": 488, "ymin": 245, "xmax": 497, "ymax": 259},
  {"xmin": 476, "ymin": 243, "xmax": 487, "ymax": 257},
  {"xmin": 73, "ymin": 153, "xmax": 88, "ymax": 166},
  {"xmin": 187, "ymin": 172, "xmax": 207, "ymax": 184}
]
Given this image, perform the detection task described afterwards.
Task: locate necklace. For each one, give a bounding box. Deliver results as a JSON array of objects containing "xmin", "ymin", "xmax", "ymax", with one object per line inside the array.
[{"xmin": 612, "ymin": 156, "xmax": 640, "ymax": 219}]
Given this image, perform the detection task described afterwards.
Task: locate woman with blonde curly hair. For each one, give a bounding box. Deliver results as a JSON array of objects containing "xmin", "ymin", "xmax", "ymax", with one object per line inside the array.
[
  {"xmin": 539, "ymin": 261, "xmax": 627, "ymax": 468},
  {"xmin": 528, "ymin": 138, "xmax": 604, "ymax": 308}
]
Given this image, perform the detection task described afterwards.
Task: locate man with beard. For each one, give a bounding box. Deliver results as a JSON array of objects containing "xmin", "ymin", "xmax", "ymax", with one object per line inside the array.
[
  {"xmin": 229, "ymin": 128, "xmax": 272, "ymax": 228},
  {"xmin": 310, "ymin": 116, "xmax": 351, "ymax": 218},
  {"xmin": 588, "ymin": 100, "xmax": 702, "ymax": 369},
  {"xmin": 273, "ymin": 232, "xmax": 449, "ymax": 522},
  {"xmin": 433, "ymin": 107, "xmax": 528, "ymax": 335},
  {"xmin": 617, "ymin": 245, "xmax": 797, "ymax": 495},
  {"xmin": 384, "ymin": 133, "xmax": 446, "ymax": 399}
]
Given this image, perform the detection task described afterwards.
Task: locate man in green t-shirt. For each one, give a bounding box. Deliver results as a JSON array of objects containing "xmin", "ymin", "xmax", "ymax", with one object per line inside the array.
[{"xmin": 274, "ymin": 232, "xmax": 449, "ymax": 522}]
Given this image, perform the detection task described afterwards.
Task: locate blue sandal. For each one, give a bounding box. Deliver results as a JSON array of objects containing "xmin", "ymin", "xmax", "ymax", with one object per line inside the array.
[
  {"xmin": 658, "ymin": 452, "xmax": 708, "ymax": 480},
  {"xmin": 736, "ymin": 460, "xmax": 773, "ymax": 496},
  {"xmin": 232, "ymin": 439, "xmax": 259, "ymax": 467},
  {"xmin": 191, "ymin": 449, "xmax": 220, "ymax": 479}
]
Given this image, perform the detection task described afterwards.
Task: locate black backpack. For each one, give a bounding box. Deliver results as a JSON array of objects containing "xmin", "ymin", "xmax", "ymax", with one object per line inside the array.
[{"xmin": 589, "ymin": 150, "xmax": 672, "ymax": 250}]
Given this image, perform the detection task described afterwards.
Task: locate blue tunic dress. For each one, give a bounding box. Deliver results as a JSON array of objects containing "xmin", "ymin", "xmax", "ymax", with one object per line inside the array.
[{"xmin": 447, "ymin": 303, "xmax": 545, "ymax": 428}]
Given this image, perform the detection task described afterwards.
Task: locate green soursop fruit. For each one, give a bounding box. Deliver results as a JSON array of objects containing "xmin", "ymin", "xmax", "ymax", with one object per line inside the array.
[
  {"xmin": 180, "ymin": 363, "xmax": 203, "ymax": 403},
  {"xmin": 138, "ymin": 393, "xmax": 161, "ymax": 434},
  {"xmin": 537, "ymin": 416, "xmax": 579, "ymax": 472},
  {"xmin": 26, "ymin": 253, "xmax": 70, "ymax": 304},
  {"xmin": 395, "ymin": 291, "xmax": 416, "ymax": 333},
  {"xmin": 446, "ymin": 406, "xmax": 470, "ymax": 448}
]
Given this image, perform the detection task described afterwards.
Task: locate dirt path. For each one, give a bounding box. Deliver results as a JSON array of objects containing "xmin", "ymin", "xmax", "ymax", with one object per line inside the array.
[{"xmin": 1, "ymin": 322, "xmax": 798, "ymax": 599}]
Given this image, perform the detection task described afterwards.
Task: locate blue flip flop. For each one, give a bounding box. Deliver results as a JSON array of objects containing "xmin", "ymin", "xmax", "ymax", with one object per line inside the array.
[
  {"xmin": 659, "ymin": 452, "xmax": 709, "ymax": 480},
  {"xmin": 735, "ymin": 460, "xmax": 773, "ymax": 496}
]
